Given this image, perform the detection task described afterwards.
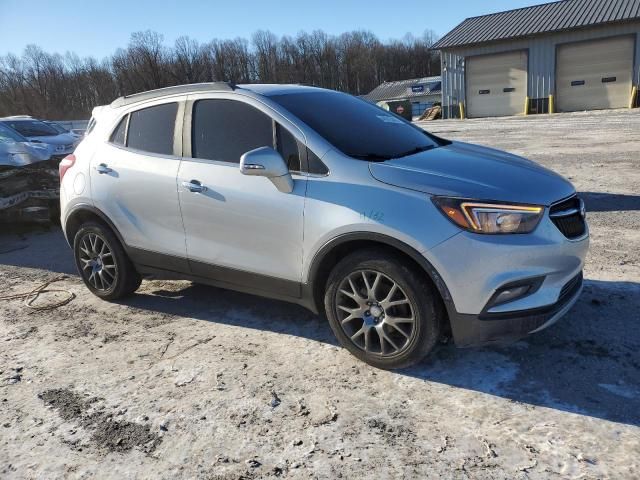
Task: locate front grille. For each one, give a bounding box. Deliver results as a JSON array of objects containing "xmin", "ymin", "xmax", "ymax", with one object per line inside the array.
[
  {"xmin": 559, "ymin": 271, "xmax": 583, "ymax": 304},
  {"xmin": 550, "ymin": 195, "xmax": 586, "ymax": 239}
]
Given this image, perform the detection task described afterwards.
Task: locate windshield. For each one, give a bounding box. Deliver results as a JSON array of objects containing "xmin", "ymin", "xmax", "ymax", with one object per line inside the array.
[
  {"xmin": 269, "ymin": 90, "xmax": 442, "ymax": 160},
  {"xmin": 1, "ymin": 119, "xmax": 58, "ymax": 137},
  {"xmin": 47, "ymin": 122, "xmax": 68, "ymax": 134},
  {"xmin": 0, "ymin": 123, "xmax": 28, "ymax": 143}
]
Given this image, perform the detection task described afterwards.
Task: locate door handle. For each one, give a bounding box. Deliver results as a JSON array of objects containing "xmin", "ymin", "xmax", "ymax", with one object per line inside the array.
[
  {"xmin": 95, "ymin": 163, "xmax": 112, "ymax": 174},
  {"xmin": 182, "ymin": 180, "xmax": 207, "ymax": 193}
]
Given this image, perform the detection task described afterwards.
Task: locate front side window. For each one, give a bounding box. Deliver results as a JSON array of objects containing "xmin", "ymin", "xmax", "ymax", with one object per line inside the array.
[
  {"xmin": 192, "ymin": 99, "xmax": 273, "ymax": 163},
  {"xmin": 269, "ymin": 90, "xmax": 443, "ymax": 161},
  {"xmin": 276, "ymin": 123, "xmax": 300, "ymax": 172},
  {"xmin": 126, "ymin": 102, "xmax": 178, "ymax": 155}
]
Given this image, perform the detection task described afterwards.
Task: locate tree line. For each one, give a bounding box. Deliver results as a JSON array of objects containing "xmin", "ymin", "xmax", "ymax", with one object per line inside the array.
[{"xmin": 0, "ymin": 29, "xmax": 440, "ymax": 120}]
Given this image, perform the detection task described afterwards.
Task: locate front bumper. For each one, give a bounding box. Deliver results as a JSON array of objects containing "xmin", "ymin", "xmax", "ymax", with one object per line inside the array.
[
  {"xmin": 448, "ymin": 272, "xmax": 583, "ymax": 347},
  {"xmin": 425, "ymin": 211, "xmax": 589, "ymax": 347}
]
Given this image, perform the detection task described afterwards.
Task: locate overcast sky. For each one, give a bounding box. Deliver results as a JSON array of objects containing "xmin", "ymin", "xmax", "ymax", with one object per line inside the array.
[{"xmin": 1, "ymin": 0, "xmax": 550, "ymax": 58}]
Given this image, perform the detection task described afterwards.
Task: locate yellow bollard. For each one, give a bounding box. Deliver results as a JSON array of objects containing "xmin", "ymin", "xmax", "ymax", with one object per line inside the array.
[
  {"xmin": 459, "ymin": 102, "xmax": 465, "ymax": 120},
  {"xmin": 523, "ymin": 96, "xmax": 530, "ymax": 115},
  {"xmin": 549, "ymin": 94, "xmax": 555, "ymax": 114},
  {"xmin": 630, "ymin": 86, "xmax": 638, "ymax": 109}
]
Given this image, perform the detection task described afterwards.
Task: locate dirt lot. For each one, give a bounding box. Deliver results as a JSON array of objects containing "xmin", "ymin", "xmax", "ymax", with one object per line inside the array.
[{"xmin": 1, "ymin": 109, "xmax": 639, "ymax": 479}]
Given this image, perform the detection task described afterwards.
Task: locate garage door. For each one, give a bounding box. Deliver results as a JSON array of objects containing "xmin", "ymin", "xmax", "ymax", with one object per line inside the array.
[
  {"xmin": 556, "ymin": 36, "xmax": 634, "ymax": 112},
  {"xmin": 466, "ymin": 51, "xmax": 528, "ymax": 118}
]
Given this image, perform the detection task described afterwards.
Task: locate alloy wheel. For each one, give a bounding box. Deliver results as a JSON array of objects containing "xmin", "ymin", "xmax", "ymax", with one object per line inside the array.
[
  {"xmin": 335, "ymin": 270, "xmax": 416, "ymax": 356},
  {"xmin": 78, "ymin": 232, "xmax": 117, "ymax": 291}
]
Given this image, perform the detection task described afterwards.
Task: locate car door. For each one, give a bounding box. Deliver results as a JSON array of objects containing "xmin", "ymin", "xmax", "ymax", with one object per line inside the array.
[
  {"xmin": 90, "ymin": 99, "xmax": 188, "ymax": 268},
  {"xmin": 177, "ymin": 95, "xmax": 306, "ymax": 297}
]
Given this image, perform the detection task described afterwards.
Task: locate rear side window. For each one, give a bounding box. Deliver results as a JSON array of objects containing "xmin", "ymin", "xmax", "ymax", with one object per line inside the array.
[
  {"xmin": 126, "ymin": 103, "xmax": 178, "ymax": 155},
  {"xmin": 276, "ymin": 124, "xmax": 300, "ymax": 172},
  {"xmin": 110, "ymin": 115, "xmax": 127, "ymax": 146},
  {"xmin": 192, "ymin": 99, "xmax": 272, "ymax": 163}
]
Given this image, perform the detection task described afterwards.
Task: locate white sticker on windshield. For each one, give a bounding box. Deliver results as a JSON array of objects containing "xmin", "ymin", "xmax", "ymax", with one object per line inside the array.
[{"xmin": 376, "ymin": 115, "xmax": 404, "ymax": 124}]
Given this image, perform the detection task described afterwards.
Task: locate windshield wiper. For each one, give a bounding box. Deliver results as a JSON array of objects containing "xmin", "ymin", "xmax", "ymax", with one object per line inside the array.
[
  {"xmin": 348, "ymin": 153, "xmax": 393, "ymax": 161},
  {"xmin": 393, "ymin": 145, "xmax": 436, "ymax": 159}
]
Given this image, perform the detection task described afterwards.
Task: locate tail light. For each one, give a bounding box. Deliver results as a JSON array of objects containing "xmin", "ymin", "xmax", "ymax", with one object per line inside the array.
[{"xmin": 59, "ymin": 154, "xmax": 76, "ymax": 181}]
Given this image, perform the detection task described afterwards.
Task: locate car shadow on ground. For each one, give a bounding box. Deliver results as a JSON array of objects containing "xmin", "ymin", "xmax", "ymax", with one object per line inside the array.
[
  {"xmin": 128, "ymin": 278, "xmax": 640, "ymax": 428},
  {"xmin": 580, "ymin": 191, "xmax": 640, "ymax": 212},
  {"xmin": 2, "ymin": 228, "xmax": 639, "ymax": 427},
  {"xmin": 405, "ymin": 278, "xmax": 640, "ymax": 427}
]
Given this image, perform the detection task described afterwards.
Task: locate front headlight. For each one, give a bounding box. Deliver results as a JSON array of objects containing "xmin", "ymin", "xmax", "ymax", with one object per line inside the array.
[{"xmin": 433, "ymin": 197, "xmax": 544, "ymax": 234}]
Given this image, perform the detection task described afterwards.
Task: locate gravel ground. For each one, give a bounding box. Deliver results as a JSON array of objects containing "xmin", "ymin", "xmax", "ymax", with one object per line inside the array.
[{"xmin": 1, "ymin": 109, "xmax": 639, "ymax": 479}]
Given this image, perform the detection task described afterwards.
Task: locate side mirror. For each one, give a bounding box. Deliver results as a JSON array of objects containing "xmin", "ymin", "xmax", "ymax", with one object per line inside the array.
[{"xmin": 240, "ymin": 146, "xmax": 294, "ymax": 193}]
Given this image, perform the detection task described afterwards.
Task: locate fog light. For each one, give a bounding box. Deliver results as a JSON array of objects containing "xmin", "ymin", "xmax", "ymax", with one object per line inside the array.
[
  {"xmin": 492, "ymin": 285, "xmax": 531, "ymax": 305},
  {"xmin": 486, "ymin": 277, "xmax": 545, "ymax": 309}
]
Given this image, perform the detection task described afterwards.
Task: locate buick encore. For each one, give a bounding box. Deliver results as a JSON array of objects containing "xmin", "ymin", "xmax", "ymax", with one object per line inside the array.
[{"xmin": 60, "ymin": 83, "xmax": 589, "ymax": 369}]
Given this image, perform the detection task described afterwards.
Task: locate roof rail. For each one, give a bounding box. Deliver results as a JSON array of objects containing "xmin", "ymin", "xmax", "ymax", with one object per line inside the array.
[{"xmin": 110, "ymin": 82, "xmax": 236, "ymax": 108}]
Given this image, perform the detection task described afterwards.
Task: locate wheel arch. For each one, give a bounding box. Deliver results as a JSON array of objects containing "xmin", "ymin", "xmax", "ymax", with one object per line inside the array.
[
  {"xmin": 63, "ymin": 204, "xmax": 126, "ymax": 249},
  {"xmin": 306, "ymin": 233, "xmax": 455, "ymax": 324}
]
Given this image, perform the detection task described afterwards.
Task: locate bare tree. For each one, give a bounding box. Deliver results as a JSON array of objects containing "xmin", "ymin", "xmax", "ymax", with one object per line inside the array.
[{"xmin": 0, "ymin": 28, "xmax": 440, "ymax": 119}]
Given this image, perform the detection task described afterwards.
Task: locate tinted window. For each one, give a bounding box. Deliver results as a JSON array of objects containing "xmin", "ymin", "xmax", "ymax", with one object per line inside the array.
[
  {"xmin": 0, "ymin": 123, "xmax": 28, "ymax": 142},
  {"xmin": 192, "ymin": 99, "xmax": 273, "ymax": 163},
  {"xmin": 307, "ymin": 149, "xmax": 329, "ymax": 175},
  {"xmin": 110, "ymin": 115, "xmax": 128, "ymax": 146},
  {"xmin": 276, "ymin": 124, "xmax": 300, "ymax": 172},
  {"xmin": 86, "ymin": 117, "xmax": 97, "ymax": 135},
  {"xmin": 47, "ymin": 122, "xmax": 68, "ymax": 134},
  {"xmin": 127, "ymin": 103, "xmax": 177, "ymax": 155},
  {"xmin": 3, "ymin": 120, "xmax": 58, "ymax": 137},
  {"xmin": 269, "ymin": 91, "xmax": 441, "ymax": 161}
]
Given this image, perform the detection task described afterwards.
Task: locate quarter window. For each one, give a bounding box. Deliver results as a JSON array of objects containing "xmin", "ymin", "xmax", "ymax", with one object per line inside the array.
[
  {"xmin": 126, "ymin": 102, "xmax": 178, "ymax": 155},
  {"xmin": 110, "ymin": 115, "xmax": 127, "ymax": 146},
  {"xmin": 307, "ymin": 149, "xmax": 329, "ymax": 175},
  {"xmin": 192, "ymin": 99, "xmax": 273, "ymax": 163}
]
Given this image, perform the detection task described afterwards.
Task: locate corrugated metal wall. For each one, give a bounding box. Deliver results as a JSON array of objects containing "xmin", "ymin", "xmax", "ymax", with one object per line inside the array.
[{"xmin": 440, "ymin": 22, "xmax": 640, "ymax": 118}]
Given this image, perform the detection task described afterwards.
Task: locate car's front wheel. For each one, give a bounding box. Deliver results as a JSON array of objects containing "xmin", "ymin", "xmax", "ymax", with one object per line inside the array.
[
  {"xmin": 324, "ymin": 249, "xmax": 443, "ymax": 369},
  {"xmin": 73, "ymin": 222, "xmax": 141, "ymax": 300}
]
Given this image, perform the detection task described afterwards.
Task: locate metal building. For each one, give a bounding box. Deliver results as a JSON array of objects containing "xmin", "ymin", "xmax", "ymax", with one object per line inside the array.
[
  {"xmin": 362, "ymin": 76, "xmax": 442, "ymax": 119},
  {"xmin": 433, "ymin": 0, "xmax": 640, "ymax": 118}
]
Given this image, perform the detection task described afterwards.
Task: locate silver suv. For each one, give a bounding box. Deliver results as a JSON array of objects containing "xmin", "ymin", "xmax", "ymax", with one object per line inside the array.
[{"xmin": 60, "ymin": 83, "xmax": 589, "ymax": 369}]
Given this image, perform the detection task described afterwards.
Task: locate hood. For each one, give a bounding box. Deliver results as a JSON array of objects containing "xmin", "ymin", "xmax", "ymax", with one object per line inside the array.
[
  {"xmin": 368, "ymin": 141, "xmax": 575, "ymax": 206},
  {"xmin": 26, "ymin": 133, "xmax": 76, "ymax": 146}
]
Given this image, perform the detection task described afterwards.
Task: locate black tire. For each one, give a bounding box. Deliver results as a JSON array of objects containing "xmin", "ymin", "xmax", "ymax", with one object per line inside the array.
[
  {"xmin": 324, "ymin": 248, "xmax": 442, "ymax": 369},
  {"xmin": 73, "ymin": 222, "xmax": 141, "ymax": 300}
]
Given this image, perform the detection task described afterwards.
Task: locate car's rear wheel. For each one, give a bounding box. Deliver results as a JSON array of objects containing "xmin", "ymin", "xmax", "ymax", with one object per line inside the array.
[
  {"xmin": 324, "ymin": 249, "xmax": 442, "ymax": 369},
  {"xmin": 73, "ymin": 222, "xmax": 141, "ymax": 300}
]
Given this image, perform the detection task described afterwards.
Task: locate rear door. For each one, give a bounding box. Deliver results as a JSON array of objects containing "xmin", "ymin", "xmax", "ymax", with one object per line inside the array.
[
  {"xmin": 90, "ymin": 100, "xmax": 187, "ymax": 265},
  {"xmin": 556, "ymin": 36, "xmax": 634, "ymax": 112},
  {"xmin": 177, "ymin": 95, "xmax": 306, "ymax": 296},
  {"xmin": 466, "ymin": 51, "xmax": 528, "ymax": 118}
]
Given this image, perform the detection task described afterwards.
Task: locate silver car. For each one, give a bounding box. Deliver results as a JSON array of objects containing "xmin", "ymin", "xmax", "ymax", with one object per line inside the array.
[
  {"xmin": 1, "ymin": 117, "xmax": 78, "ymax": 158},
  {"xmin": 59, "ymin": 83, "xmax": 589, "ymax": 369},
  {"xmin": 0, "ymin": 123, "xmax": 51, "ymax": 165},
  {"xmin": 44, "ymin": 121, "xmax": 86, "ymax": 140}
]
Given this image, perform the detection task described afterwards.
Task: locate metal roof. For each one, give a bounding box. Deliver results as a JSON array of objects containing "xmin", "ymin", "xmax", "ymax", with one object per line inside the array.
[
  {"xmin": 362, "ymin": 76, "xmax": 442, "ymax": 103},
  {"xmin": 433, "ymin": 0, "xmax": 640, "ymax": 49}
]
